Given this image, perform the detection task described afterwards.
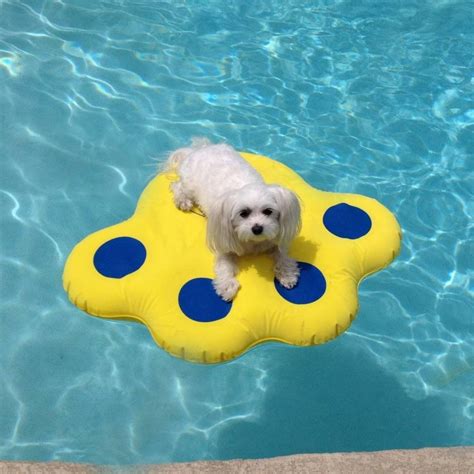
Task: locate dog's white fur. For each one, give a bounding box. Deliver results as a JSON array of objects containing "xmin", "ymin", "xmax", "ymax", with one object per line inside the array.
[{"xmin": 167, "ymin": 139, "xmax": 301, "ymax": 301}]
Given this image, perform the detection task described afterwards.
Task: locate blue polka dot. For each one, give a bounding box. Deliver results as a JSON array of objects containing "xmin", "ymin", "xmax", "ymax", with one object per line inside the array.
[
  {"xmin": 275, "ymin": 262, "xmax": 326, "ymax": 305},
  {"xmin": 179, "ymin": 278, "xmax": 232, "ymax": 322},
  {"xmin": 94, "ymin": 237, "xmax": 146, "ymax": 278},
  {"xmin": 323, "ymin": 203, "xmax": 372, "ymax": 239}
]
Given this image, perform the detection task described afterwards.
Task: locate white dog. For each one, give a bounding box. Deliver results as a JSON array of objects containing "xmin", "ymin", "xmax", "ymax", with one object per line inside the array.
[{"xmin": 167, "ymin": 139, "xmax": 301, "ymax": 301}]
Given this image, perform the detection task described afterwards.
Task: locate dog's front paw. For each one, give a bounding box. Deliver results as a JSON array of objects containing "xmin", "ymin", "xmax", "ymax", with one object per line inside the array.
[
  {"xmin": 213, "ymin": 277, "xmax": 240, "ymax": 301},
  {"xmin": 275, "ymin": 256, "xmax": 300, "ymax": 289},
  {"xmin": 275, "ymin": 262, "xmax": 300, "ymax": 289},
  {"xmin": 276, "ymin": 272, "xmax": 299, "ymax": 289}
]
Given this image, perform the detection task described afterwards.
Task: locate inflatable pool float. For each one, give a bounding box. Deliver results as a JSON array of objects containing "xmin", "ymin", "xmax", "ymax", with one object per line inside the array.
[{"xmin": 63, "ymin": 153, "xmax": 401, "ymax": 363}]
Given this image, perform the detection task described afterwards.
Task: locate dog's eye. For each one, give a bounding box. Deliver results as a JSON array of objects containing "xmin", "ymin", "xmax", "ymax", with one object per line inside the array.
[
  {"xmin": 262, "ymin": 208, "xmax": 273, "ymax": 216},
  {"xmin": 239, "ymin": 209, "xmax": 251, "ymax": 218}
]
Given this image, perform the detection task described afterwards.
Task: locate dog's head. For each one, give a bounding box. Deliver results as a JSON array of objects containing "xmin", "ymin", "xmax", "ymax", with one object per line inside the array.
[{"xmin": 207, "ymin": 183, "xmax": 301, "ymax": 255}]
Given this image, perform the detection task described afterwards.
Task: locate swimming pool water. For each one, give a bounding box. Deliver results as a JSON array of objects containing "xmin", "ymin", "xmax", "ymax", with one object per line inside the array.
[{"xmin": 1, "ymin": 0, "xmax": 473, "ymax": 465}]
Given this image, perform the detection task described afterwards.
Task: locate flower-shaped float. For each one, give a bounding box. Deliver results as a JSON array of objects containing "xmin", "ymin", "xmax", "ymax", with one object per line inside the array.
[{"xmin": 63, "ymin": 153, "xmax": 401, "ymax": 364}]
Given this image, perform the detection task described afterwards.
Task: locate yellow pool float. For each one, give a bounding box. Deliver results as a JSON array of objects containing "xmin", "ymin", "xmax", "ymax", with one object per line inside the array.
[{"xmin": 63, "ymin": 153, "xmax": 401, "ymax": 363}]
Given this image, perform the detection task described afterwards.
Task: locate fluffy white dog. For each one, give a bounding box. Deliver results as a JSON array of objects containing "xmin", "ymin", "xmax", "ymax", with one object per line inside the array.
[{"xmin": 167, "ymin": 139, "xmax": 301, "ymax": 301}]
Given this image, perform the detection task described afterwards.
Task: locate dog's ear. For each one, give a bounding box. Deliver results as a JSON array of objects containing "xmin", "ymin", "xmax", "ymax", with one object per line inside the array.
[
  {"xmin": 207, "ymin": 194, "xmax": 243, "ymax": 255},
  {"xmin": 269, "ymin": 185, "xmax": 302, "ymax": 249}
]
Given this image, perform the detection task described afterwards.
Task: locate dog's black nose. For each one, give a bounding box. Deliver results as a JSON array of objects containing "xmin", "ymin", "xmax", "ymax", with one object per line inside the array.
[{"xmin": 252, "ymin": 224, "xmax": 263, "ymax": 235}]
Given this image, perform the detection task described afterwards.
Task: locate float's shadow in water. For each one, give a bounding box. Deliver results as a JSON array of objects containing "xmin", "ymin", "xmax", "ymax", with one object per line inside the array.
[{"xmin": 216, "ymin": 341, "xmax": 457, "ymax": 460}]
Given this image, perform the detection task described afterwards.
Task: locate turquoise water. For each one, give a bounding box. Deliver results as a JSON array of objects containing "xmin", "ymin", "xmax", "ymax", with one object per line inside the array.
[{"xmin": 1, "ymin": 0, "xmax": 473, "ymax": 465}]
